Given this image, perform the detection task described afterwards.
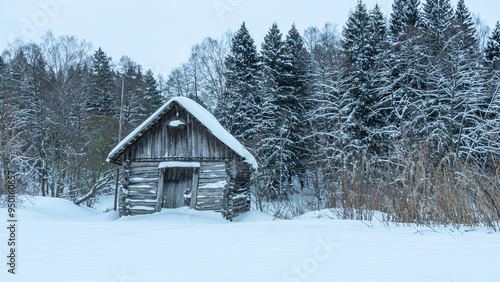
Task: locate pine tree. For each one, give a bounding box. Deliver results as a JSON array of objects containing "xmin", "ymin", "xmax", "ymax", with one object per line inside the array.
[{"xmin": 223, "ymin": 22, "xmax": 260, "ymax": 142}]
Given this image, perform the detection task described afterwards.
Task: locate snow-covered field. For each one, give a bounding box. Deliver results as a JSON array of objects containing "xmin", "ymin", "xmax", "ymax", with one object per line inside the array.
[{"xmin": 1, "ymin": 196, "xmax": 499, "ymax": 282}]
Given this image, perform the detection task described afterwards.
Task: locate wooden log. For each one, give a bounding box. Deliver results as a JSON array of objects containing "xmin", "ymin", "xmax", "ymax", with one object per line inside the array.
[
  {"xmin": 127, "ymin": 183, "xmax": 155, "ymax": 189},
  {"xmin": 232, "ymin": 198, "xmax": 248, "ymax": 205},
  {"xmin": 129, "ymin": 172, "xmax": 159, "ymax": 178},
  {"xmin": 127, "ymin": 187, "xmax": 157, "ymax": 194},
  {"xmin": 200, "ymin": 163, "xmax": 226, "ymax": 171},
  {"xmin": 130, "ymin": 167, "xmax": 159, "ymax": 173},
  {"xmin": 127, "ymin": 193, "xmax": 157, "ymax": 200},
  {"xmin": 232, "ymin": 202, "xmax": 248, "ymax": 210},
  {"xmin": 190, "ymin": 168, "xmax": 199, "ymax": 209},
  {"xmin": 197, "ymin": 193, "xmax": 224, "ymax": 198},
  {"xmin": 198, "ymin": 170, "xmax": 227, "ymax": 179},
  {"xmin": 126, "ymin": 200, "xmax": 158, "ymax": 206},
  {"xmin": 128, "ymin": 209, "xmax": 155, "ymax": 215},
  {"xmin": 197, "ymin": 187, "xmax": 225, "ymax": 192},
  {"xmin": 198, "ymin": 178, "xmax": 226, "ymax": 185},
  {"xmin": 130, "ymin": 162, "xmax": 161, "ymax": 168},
  {"xmin": 129, "ymin": 177, "xmax": 159, "ymax": 183},
  {"xmin": 196, "ymin": 201, "xmax": 224, "ymax": 207},
  {"xmin": 196, "ymin": 203, "xmax": 223, "ymax": 209},
  {"xmin": 127, "ymin": 202, "xmax": 156, "ymax": 208},
  {"xmin": 127, "ymin": 181, "xmax": 159, "ymax": 187}
]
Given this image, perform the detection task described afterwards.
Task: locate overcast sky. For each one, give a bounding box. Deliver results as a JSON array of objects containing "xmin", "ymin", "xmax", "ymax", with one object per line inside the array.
[{"xmin": 1, "ymin": 0, "xmax": 499, "ymax": 76}]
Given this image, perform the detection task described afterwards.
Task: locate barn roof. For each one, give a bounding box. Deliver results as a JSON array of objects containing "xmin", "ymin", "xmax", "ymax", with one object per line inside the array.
[{"xmin": 106, "ymin": 96, "xmax": 258, "ymax": 169}]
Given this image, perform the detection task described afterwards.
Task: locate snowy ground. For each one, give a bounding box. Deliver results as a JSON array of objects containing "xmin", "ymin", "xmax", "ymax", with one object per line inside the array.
[{"xmin": 1, "ymin": 196, "xmax": 499, "ymax": 282}]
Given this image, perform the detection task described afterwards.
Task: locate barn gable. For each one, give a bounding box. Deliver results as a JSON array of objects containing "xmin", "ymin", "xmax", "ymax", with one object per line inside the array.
[
  {"xmin": 107, "ymin": 97, "xmax": 257, "ymax": 168},
  {"xmin": 106, "ymin": 97, "xmax": 256, "ymax": 219}
]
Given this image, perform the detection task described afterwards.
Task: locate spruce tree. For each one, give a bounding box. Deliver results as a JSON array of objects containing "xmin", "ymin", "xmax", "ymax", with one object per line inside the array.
[
  {"xmin": 383, "ymin": 0, "xmax": 427, "ymax": 147},
  {"xmin": 453, "ymin": 0, "xmax": 478, "ymax": 51},
  {"xmin": 422, "ymin": 0, "xmax": 454, "ymax": 54},
  {"xmin": 342, "ymin": 0, "xmax": 371, "ymax": 71},
  {"xmin": 341, "ymin": 0, "xmax": 377, "ymax": 148},
  {"xmin": 285, "ymin": 24, "xmax": 312, "ymax": 186},
  {"xmin": 258, "ymin": 23, "xmax": 297, "ymax": 198},
  {"xmin": 482, "ymin": 21, "xmax": 500, "ymax": 152},
  {"xmin": 390, "ymin": 0, "xmax": 421, "ymax": 37},
  {"xmin": 89, "ymin": 47, "xmax": 114, "ymax": 115},
  {"xmin": 485, "ymin": 21, "xmax": 500, "ymax": 70},
  {"xmin": 367, "ymin": 4, "xmax": 390, "ymax": 146},
  {"xmin": 223, "ymin": 22, "xmax": 260, "ymax": 142},
  {"xmin": 143, "ymin": 69, "xmax": 163, "ymax": 112}
]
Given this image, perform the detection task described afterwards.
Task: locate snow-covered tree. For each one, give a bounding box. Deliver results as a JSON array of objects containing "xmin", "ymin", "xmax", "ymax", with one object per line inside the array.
[
  {"xmin": 284, "ymin": 24, "xmax": 312, "ymax": 185},
  {"xmin": 341, "ymin": 1, "xmax": 388, "ymax": 150},
  {"xmin": 223, "ymin": 22, "xmax": 260, "ymax": 142},
  {"xmin": 422, "ymin": 0, "xmax": 454, "ymax": 54},
  {"xmin": 305, "ymin": 23, "xmax": 354, "ymax": 177},
  {"xmin": 89, "ymin": 47, "xmax": 115, "ymax": 116},
  {"xmin": 485, "ymin": 21, "xmax": 500, "ymax": 69},
  {"xmin": 380, "ymin": 0, "xmax": 426, "ymax": 150},
  {"xmin": 143, "ymin": 69, "xmax": 163, "ymax": 112},
  {"xmin": 453, "ymin": 0, "xmax": 478, "ymax": 51},
  {"xmin": 390, "ymin": 0, "xmax": 421, "ymax": 37}
]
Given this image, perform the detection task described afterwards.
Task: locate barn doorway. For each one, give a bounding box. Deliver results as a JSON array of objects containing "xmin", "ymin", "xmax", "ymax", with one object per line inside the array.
[
  {"xmin": 162, "ymin": 167, "xmax": 192, "ymax": 208},
  {"xmin": 159, "ymin": 162, "xmax": 200, "ymax": 209}
]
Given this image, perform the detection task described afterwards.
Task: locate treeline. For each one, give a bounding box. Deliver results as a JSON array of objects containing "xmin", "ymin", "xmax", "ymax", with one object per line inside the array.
[
  {"xmin": 166, "ymin": 0, "xmax": 500, "ymax": 228},
  {"xmin": 1, "ymin": 0, "xmax": 500, "ymax": 228},
  {"xmin": 0, "ymin": 32, "xmax": 164, "ymax": 204}
]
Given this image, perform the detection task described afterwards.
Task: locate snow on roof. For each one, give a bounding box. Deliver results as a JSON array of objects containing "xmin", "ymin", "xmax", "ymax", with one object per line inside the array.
[
  {"xmin": 107, "ymin": 96, "xmax": 258, "ymax": 169},
  {"xmin": 158, "ymin": 161, "xmax": 200, "ymax": 168}
]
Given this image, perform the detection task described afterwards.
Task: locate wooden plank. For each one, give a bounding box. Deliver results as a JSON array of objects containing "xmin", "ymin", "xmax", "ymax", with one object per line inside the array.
[
  {"xmin": 130, "ymin": 162, "xmax": 161, "ymax": 168},
  {"xmin": 128, "ymin": 176, "xmax": 159, "ymax": 182},
  {"xmin": 196, "ymin": 190, "xmax": 224, "ymax": 196},
  {"xmin": 198, "ymin": 170, "xmax": 227, "ymax": 179},
  {"xmin": 130, "ymin": 167, "xmax": 158, "ymax": 173},
  {"xmin": 196, "ymin": 204, "xmax": 223, "ymax": 209},
  {"xmin": 190, "ymin": 168, "xmax": 199, "ymax": 209},
  {"xmin": 127, "ymin": 187, "xmax": 157, "ymax": 194},
  {"xmin": 127, "ymin": 194, "xmax": 157, "ymax": 200},
  {"xmin": 196, "ymin": 197, "xmax": 226, "ymax": 204},
  {"xmin": 126, "ymin": 200, "xmax": 158, "ymax": 206},
  {"xmin": 129, "ymin": 171, "xmax": 159, "ymax": 178},
  {"xmin": 155, "ymin": 168, "xmax": 164, "ymax": 211},
  {"xmin": 128, "ymin": 209, "xmax": 155, "ymax": 215},
  {"xmin": 198, "ymin": 177, "xmax": 226, "ymax": 185}
]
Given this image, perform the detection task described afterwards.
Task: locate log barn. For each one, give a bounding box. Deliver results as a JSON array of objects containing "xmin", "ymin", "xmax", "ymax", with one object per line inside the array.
[{"xmin": 107, "ymin": 97, "xmax": 257, "ymax": 220}]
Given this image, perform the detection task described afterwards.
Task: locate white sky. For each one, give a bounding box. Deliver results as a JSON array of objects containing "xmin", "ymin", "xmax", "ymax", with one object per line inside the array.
[{"xmin": 0, "ymin": 0, "xmax": 498, "ymax": 76}]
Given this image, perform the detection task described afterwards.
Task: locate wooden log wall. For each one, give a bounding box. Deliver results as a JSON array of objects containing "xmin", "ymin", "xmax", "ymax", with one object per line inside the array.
[
  {"xmin": 195, "ymin": 161, "xmax": 228, "ymax": 212},
  {"xmin": 119, "ymin": 160, "xmax": 160, "ymax": 216},
  {"xmin": 225, "ymin": 158, "xmax": 251, "ymax": 220}
]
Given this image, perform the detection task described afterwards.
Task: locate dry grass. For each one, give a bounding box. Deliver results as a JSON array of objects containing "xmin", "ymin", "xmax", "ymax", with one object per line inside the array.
[{"xmin": 316, "ymin": 144, "xmax": 500, "ymax": 230}]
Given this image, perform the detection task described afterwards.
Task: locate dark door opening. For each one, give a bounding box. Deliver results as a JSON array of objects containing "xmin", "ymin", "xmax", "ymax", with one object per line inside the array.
[{"xmin": 162, "ymin": 167, "xmax": 193, "ymax": 208}]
